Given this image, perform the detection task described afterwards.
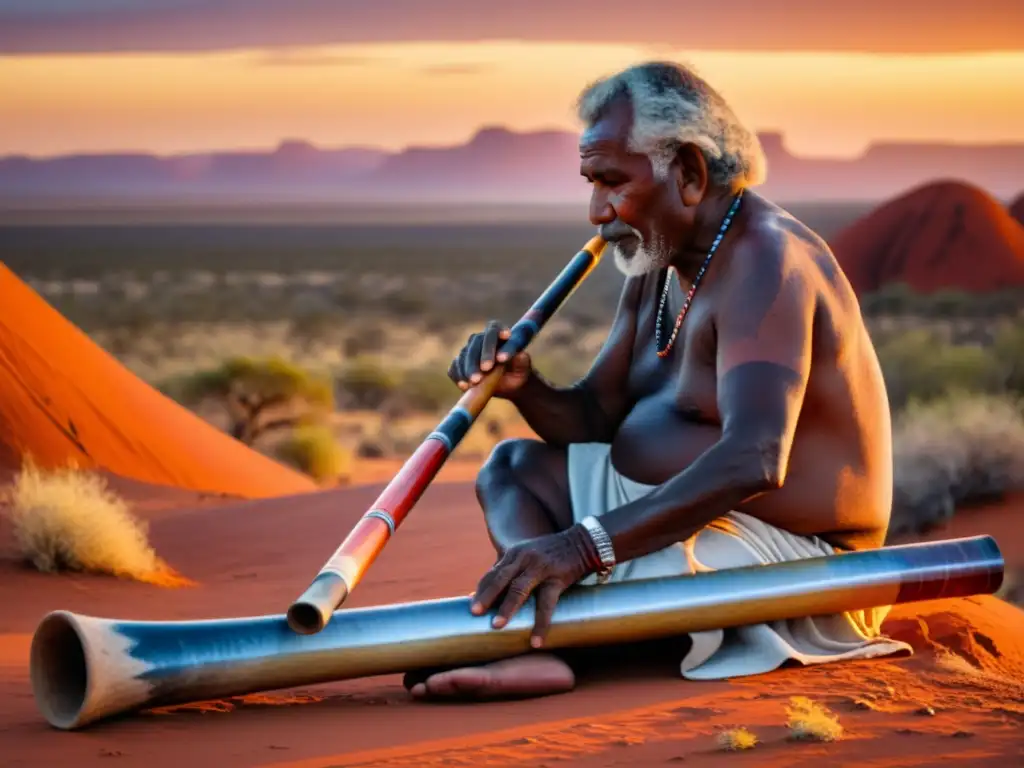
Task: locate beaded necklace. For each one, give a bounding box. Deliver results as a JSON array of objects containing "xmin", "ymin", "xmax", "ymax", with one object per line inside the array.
[{"xmin": 655, "ymin": 189, "xmax": 744, "ymax": 358}]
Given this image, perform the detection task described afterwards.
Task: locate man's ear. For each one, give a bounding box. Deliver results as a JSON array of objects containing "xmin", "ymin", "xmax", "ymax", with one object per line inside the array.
[{"xmin": 675, "ymin": 143, "xmax": 709, "ymax": 207}]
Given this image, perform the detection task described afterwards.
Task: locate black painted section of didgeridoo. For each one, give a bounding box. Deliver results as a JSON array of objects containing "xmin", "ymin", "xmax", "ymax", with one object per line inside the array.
[
  {"xmin": 498, "ymin": 248, "xmax": 596, "ymax": 357},
  {"xmin": 501, "ymin": 320, "xmax": 539, "ymax": 358},
  {"xmin": 893, "ymin": 535, "xmax": 1004, "ymax": 604},
  {"xmin": 529, "ymin": 249, "xmax": 596, "ymax": 317},
  {"xmin": 287, "ymin": 571, "xmax": 349, "ymax": 635},
  {"xmin": 434, "ymin": 407, "xmax": 473, "ymax": 448}
]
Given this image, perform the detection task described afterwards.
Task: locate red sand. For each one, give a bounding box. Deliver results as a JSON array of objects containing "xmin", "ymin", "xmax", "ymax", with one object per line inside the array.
[
  {"xmin": 829, "ymin": 180, "xmax": 1024, "ymax": 295},
  {"xmin": 2, "ymin": 478, "xmax": 1022, "ymax": 767},
  {"xmin": 0, "ymin": 264, "xmax": 317, "ymax": 498}
]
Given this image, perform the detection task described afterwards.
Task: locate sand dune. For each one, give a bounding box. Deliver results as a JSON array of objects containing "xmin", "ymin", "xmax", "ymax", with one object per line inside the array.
[
  {"xmin": 0, "ymin": 264, "xmax": 317, "ymax": 498},
  {"xmin": 2, "ymin": 475, "xmax": 1022, "ymax": 766},
  {"xmin": 829, "ymin": 180, "xmax": 1024, "ymax": 295}
]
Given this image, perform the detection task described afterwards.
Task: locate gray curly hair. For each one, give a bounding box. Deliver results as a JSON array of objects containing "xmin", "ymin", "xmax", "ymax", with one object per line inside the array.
[{"xmin": 576, "ymin": 61, "xmax": 766, "ymax": 188}]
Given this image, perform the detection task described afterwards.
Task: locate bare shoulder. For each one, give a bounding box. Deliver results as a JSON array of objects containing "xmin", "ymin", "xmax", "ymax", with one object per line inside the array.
[
  {"xmin": 746, "ymin": 196, "xmax": 845, "ymax": 283},
  {"xmin": 719, "ymin": 207, "xmax": 817, "ymax": 305},
  {"xmin": 717, "ymin": 195, "xmax": 850, "ymax": 312}
]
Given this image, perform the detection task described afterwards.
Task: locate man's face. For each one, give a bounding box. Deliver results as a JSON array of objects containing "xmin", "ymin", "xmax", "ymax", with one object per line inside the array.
[{"xmin": 579, "ymin": 101, "xmax": 689, "ymax": 277}]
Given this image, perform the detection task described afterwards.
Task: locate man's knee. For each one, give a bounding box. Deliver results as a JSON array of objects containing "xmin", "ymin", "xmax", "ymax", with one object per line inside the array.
[
  {"xmin": 477, "ymin": 438, "xmax": 568, "ymax": 497},
  {"xmin": 476, "ymin": 438, "xmax": 542, "ymax": 492}
]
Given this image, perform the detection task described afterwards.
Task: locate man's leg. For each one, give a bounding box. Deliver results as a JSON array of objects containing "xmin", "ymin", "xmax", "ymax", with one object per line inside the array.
[
  {"xmin": 476, "ymin": 437, "xmax": 575, "ymax": 554},
  {"xmin": 404, "ymin": 438, "xmax": 578, "ymax": 701}
]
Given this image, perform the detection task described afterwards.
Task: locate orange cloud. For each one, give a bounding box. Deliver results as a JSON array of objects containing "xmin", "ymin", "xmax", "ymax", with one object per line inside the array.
[{"xmin": 1, "ymin": 43, "xmax": 1021, "ymax": 158}]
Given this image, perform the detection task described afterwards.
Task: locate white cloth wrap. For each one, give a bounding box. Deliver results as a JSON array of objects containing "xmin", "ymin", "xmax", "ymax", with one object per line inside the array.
[{"xmin": 567, "ymin": 442, "xmax": 913, "ymax": 679}]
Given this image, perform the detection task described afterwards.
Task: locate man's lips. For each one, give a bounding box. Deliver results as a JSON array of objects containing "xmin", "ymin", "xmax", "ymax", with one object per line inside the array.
[{"xmin": 599, "ymin": 222, "xmax": 639, "ymax": 243}]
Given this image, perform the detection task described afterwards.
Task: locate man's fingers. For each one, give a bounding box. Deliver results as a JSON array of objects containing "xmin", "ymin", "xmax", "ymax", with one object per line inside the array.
[
  {"xmin": 530, "ymin": 583, "xmax": 562, "ymax": 648},
  {"xmin": 447, "ymin": 356, "xmax": 462, "ymax": 386},
  {"xmin": 464, "ymin": 333, "xmax": 485, "ymax": 383},
  {"xmin": 480, "ymin": 321, "xmax": 502, "ymax": 371},
  {"xmin": 496, "ymin": 327, "xmax": 512, "ymax": 362},
  {"xmin": 471, "ymin": 553, "xmax": 520, "ymax": 615},
  {"xmin": 492, "ymin": 572, "xmax": 539, "ymax": 629}
]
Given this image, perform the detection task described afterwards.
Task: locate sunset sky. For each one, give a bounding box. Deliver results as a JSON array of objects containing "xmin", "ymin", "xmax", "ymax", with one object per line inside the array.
[{"xmin": 1, "ymin": 1, "xmax": 1022, "ymax": 159}]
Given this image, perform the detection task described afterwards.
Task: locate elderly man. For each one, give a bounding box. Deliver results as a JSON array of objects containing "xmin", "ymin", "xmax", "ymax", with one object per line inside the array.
[{"xmin": 404, "ymin": 61, "xmax": 909, "ymax": 701}]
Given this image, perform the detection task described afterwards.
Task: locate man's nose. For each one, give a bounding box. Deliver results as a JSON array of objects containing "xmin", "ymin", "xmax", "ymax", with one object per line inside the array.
[{"xmin": 589, "ymin": 194, "xmax": 615, "ymax": 227}]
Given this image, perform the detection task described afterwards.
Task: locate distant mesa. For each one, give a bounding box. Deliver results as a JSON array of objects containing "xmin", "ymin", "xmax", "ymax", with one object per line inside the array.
[
  {"xmin": 2, "ymin": 127, "xmax": 1024, "ymax": 204},
  {"xmin": 1011, "ymin": 192, "xmax": 1024, "ymax": 226},
  {"xmin": 828, "ymin": 180, "xmax": 1024, "ymax": 295}
]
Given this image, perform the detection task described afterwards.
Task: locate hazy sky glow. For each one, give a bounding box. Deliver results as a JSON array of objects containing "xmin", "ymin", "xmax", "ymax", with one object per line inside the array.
[
  {"xmin": 1, "ymin": 2, "xmax": 1022, "ymax": 158},
  {"xmin": 2, "ymin": 0, "xmax": 1022, "ymax": 54}
]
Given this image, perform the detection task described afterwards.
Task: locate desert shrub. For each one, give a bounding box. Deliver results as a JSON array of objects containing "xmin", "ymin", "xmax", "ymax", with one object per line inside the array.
[
  {"xmin": 875, "ymin": 329, "xmax": 1004, "ymax": 409},
  {"xmin": 336, "ymin": 356, "xmax": 401, "ymax": 409},
  {"xmin": 993, "ymin": 321, "xmax": 1024, "ymax": 396},
  {"xmin": 717, "ymin": 727, "xmax": 758, "ymax": 750},
  {"xmin": 356, "ymin": 437, "xmax": 388, "ymax": 459},
  {"xmin": 860, "ymin": 282, "xmax": 926, "ymax": 316},
  {"xmin": 861, "ymin": 283, "xmax": 1024, "ymax": 319},
  {"xmin": 341, "ymin": 324, "xmax": 389, "ymax": 358},
  {"xmin": 785, "ymin": 696, "xmax": 843, "ymax": 742},
  {"xmin": 915, "ymin": 289, "xmax": 983, "ymax": 320},
  {"xmin": 395, "ymin": 365, "xmax": 459, "ymax": 414},
  {"xmin": 274, "ymin": 425, "xmax": 353, "ymax": 485},
  {"xmin": 888, "ymin": 393, "xmax": 1024, "ymax": 537},
  {"xmin": 166, "ymin": 356, "xmax": 335, "ymax": 444},
  {"xmin": 287, "ymin": 310, "xmax": 345, "ymax": 346},
  {"xmin": 1, "ymin": 462, "xmax": 189, "ymax": 586}
]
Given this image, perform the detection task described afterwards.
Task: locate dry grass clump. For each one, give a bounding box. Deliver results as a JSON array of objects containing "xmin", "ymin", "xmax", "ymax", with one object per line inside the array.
[
  {"xmin": 716, "ymin": 727, "xmax": 759, "ymax": 751},
  {"xmin": 273, "ymin": 425, "xmax": 353, "ymax": 485},
  {"xmin": 889, "ymin": 393, "xmax": 1024, "ymax": 537},
  {"xmin": 785, "ymin": 696, "xmax": 844, "ymax": 742},
  {"xmin": 1, "ymin": 462, "xmax": 192, "ymax": 587}
]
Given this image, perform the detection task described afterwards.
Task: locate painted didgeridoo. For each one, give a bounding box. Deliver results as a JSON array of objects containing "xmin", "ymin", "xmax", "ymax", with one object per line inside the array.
[
  {"xmin": 31, "ymin": 535, "xmax": 1002, "ymax": 730},
  {"xmin": 286, "ymin": 235, "xmax": 608, "ymax": 634}
]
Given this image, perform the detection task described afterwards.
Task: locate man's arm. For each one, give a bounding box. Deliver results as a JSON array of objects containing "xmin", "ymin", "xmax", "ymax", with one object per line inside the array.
[
  {"xmin": 597, "ymin": 232, "xmax": 817, "ymax": 561},
  {"xmin": 507, "ymin": 274, "xmax": 642, "ymax": 447}
]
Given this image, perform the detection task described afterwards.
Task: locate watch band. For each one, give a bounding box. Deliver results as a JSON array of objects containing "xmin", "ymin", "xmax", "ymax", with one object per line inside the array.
[{"xmin": 579, "ymin": 515, "xmax": 616, "ymax": 584}]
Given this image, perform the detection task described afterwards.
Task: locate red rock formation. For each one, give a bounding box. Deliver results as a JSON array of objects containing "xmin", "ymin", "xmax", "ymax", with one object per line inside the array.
[
  {"xmin": 1010, "ymin": 192, "xmax": 1024, "ymax": 226},
  {"xmin": 829, "ymin": 180, "xmax": 1024, "ymax": 295}
]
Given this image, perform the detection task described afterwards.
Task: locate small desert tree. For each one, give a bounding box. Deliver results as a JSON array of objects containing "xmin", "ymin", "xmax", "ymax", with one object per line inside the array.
[
  {"xmin": 336, "ymin": 355, "xmax": 401, "ymax": 410},
  {"xmin": 174, "ymin": 356, "xmax": 335, "ymax": 445}
]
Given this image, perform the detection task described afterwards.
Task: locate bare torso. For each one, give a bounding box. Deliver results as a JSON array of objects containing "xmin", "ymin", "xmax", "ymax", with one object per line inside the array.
[{"xmin": 608, "ymin": 194, "xmax": 893, "ymax": 551}]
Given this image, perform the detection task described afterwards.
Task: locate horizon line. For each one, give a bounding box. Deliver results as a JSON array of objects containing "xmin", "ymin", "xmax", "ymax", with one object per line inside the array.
[{"xmin": 5, "ymin": 126, "xmax": 1024, "ymax": 163}]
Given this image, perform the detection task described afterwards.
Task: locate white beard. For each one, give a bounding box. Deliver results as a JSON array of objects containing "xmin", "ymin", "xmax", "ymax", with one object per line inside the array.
[{"xmin": 610, "ymin": 228, "xmax": 671, "ymax": 278}]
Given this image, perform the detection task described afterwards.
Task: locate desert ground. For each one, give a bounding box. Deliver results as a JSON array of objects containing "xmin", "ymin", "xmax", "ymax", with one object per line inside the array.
[
  {"xmin": 2, "ymin": 474, "xmax": 1023, "ymax": 767},
  {"xmin": 2, "ymin": 191, "xmax": 1023, "ymax": 766}
]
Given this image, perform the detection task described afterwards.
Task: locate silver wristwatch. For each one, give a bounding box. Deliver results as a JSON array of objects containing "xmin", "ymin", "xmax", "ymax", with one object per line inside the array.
[{"xmin": 579, "ymin": 515, "xmax": 616, "ymax": 584}]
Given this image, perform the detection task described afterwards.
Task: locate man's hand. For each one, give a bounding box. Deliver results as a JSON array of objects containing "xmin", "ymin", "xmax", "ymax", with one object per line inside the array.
[
  {"xmin": 448, "ymin": 320, "xmax": 533, "ymax": 397},
  {"xmin": 470, "ymin": 525, "xmax": 601, "ymax": 648}
]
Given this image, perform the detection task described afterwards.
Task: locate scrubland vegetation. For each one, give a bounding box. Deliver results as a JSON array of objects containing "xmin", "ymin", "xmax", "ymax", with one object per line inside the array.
[{"xmin": 5, "ymin": 215, "xmax": 1024, "ymax": 527}]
